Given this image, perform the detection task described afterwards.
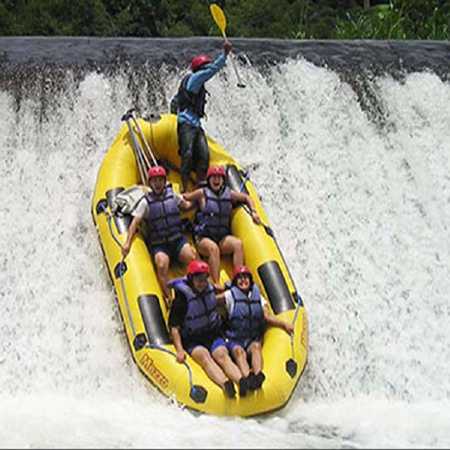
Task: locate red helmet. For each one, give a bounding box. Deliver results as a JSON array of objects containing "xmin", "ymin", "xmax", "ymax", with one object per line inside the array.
[
  {"xmin": 147, "ymin": 166, "xmax": 167, "ymax": 179},
  {"xmin": 187, "ymin": 260, "xmax": 210, "ymax": 277},
  {"xmin": 207, "ymin": 166, "xmax": 226, "ymax": 179},
  {"xmin": 233, "ymin": 265, "xmax": 253, "ymax": 282},
  {"xmin": 191, "ymin": 54, "xmax": 212, "ymax": 72}
]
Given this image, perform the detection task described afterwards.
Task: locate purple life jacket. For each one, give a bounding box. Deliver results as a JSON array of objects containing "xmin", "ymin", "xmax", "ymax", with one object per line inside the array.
[
  {"xmin": 145, "ymin": 185, "xmax": 183, "ymax": 244},
  {"xmin": 169, "ymin": 277, "xmax": 222, "ymax": 339},
  {"xmin": 225, "ymin": 284, "xmax": 265, "ymax": 341},
  {"xmin": 194, "ymin": 186, "xmax": 232, "ymax": 241}
]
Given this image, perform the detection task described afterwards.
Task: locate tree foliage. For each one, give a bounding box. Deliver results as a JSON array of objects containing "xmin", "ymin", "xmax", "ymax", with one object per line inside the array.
[{"xmin": 0, "ymin": 0, "xmax": 448, "ymax": 39}]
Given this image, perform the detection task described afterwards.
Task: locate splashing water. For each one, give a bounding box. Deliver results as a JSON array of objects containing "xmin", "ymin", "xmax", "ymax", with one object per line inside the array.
[{"xmin": 0, "ymin": 55, "xmax": 449, "ymax": 448}]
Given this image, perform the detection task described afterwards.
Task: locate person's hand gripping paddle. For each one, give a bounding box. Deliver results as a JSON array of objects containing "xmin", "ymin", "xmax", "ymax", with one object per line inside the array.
[{"xmin": 210, "ymin": 3, "xmax": 246, "ymax": 88}]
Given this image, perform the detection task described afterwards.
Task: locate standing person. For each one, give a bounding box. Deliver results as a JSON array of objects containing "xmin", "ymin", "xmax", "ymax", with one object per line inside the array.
[
  {"xmin": 121, "ymin": 166, "xmax": 196, "ymax": 305},
  {"xmin": 182, "ymin": 165, "xmax": 261, "ymax": 291},
  {"xmin": 170, "ymin": 41, "xmax": 233, "ymax": 193},
  {"xmin": 219, "ymin": 266, "xmax": 294, "ymax": 390},
  {"xmin": 168, "ymin": 260, "xmax": 249, "ymax": 398}
]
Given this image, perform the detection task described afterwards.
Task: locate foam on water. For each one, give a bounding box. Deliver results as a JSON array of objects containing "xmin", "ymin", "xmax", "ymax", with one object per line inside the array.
[{"xmin": 0, "ymin": 58, "xmax": 449, "ymax": 448}]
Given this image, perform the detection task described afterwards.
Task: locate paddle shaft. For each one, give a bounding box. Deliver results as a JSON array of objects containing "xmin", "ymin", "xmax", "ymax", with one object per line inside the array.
[
  {"xmin": 131, "ymin": 114, "xmax": 158, "ymax": 167},
  {"xmin": 223, "ymin": 35, "xmax": 246, "ymax": 88},
  {"xmin": 210, "ymin": 3, "xmax": 246, "ymax": 88},
  {"xmin": 125, "ymin": 119, "xmax": 148, "ymax": 185}
]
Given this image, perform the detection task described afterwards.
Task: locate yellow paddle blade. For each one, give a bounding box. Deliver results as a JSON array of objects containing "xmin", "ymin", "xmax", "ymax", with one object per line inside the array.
[{"xmin": 210, "ymin": 3, "xmax": 227, "ymax": 35}]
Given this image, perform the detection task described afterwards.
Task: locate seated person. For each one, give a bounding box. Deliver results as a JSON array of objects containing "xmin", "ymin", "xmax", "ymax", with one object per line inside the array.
[
  {"xmin": 219, "ymin": 266, "xmax": 294, "ymax": 390},
  {"xmin": 122, "ymin": 166, "xmax": 196, "ymax": 305},
  {"xmin": 182, "ymin": 165, "xmax": 261, "ymax": 290},
  {"xmin": 168, "ymin": 260, "xmax": 250, "ymax": 398}
]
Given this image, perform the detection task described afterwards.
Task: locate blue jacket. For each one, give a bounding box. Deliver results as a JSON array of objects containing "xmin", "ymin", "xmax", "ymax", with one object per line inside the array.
[{"xmin": 178, "ymin": 53, "xmax": 227, "ymax": 128}]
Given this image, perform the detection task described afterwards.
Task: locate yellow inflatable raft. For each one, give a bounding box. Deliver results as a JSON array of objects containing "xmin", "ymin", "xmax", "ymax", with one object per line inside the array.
[{"xmin": 91, "ymin": 112, "xmax": 308, "ymax": 416}]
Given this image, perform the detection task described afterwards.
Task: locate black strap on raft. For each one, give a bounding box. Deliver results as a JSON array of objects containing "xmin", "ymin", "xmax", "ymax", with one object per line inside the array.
[
  {"xmin": 114, "ymin": 261, "xmax": 127, "ymax": 278},
  {"xmin": 285, "ymin": 359, "xmax": 297, "ymax": 378},
  {"xmin": 96, "ymin": 199, "xmax": 108, "ymax": 215},
  {"xmin": 133, "ymin": 333, "xmax": 148, "ymax": 352},
  {"xmin": 285, "ymin": 291, "xmax": 305, "ymax": 378}
]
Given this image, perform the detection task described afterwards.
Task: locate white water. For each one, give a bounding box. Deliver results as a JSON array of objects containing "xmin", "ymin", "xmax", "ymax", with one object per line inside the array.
[{"xmin": 0, "ymin": 58, "xmax": 449, "ymax": 448}]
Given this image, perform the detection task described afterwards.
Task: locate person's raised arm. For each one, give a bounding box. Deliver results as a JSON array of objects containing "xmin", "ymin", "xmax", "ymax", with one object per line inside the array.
[{"xmin": 186, "ymin": 42, "xmax": 232, "ymax": 93}]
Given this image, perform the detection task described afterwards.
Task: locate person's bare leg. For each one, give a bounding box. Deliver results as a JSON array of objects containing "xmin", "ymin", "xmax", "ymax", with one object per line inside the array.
[
  {"xmin": 197, "ymin": 238, "xmax": 221, "ymax": 287},
  {"xmin": 191, "ymin": 346, "xmax": 228, "ymax": 387},
  {"xmin": 178, "ymin": 243, "xmax": 197, "ymax": 266},
  {"xmin": 212, "ymin": 346, "xmax": 242, "ymax": 383},
  {"xmin": 154, "ymin": 251, "xmax": 171, "ymax": 302},
  {"xmin": 231, "ymin": 345, "xmax": 251, "ymax": 378},
  {"xmin": 220, "ymin": 235, "xmax": 244, "ymax": 269},
  {"xmin": 248, "ymin": 341, "xmax": 263, "ymax": 374}
]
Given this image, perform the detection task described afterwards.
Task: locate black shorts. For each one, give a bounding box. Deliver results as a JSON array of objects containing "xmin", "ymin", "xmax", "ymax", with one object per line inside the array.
[
  {"xmin": 194, "ymin": 233, "xmax": 228, "ymax": 246},
  {"xmin": 150, "ymin": 236, "xmax": 188, "ymax": 261},
  {"xmin": 184, "ymin": 334, "xmax": 226, "ymax": 355}
]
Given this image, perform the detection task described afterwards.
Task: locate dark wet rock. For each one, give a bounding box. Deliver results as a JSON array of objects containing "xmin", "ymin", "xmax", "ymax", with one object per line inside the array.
[
  {"xmin": 1, "ymin": 37, "xmax": 448, "ymax": 127},
  {"xmin": 1, "ymin": 37, "xmax": 449, "ymax": 80}
]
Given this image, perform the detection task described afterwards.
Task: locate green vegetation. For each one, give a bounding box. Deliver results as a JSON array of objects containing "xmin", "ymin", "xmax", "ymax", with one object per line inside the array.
[
  {"xmin": 0, "ymin": 0, "xmax": 448, "ymax": 40},
  {"xmin": 335, "ymin": 1, "xmax": 450, "ymax": 39}
]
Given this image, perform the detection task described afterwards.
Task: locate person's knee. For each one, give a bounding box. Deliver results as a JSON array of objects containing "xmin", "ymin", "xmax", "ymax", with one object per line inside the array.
[
  {"xmin": 196, "ymin": 156, "xmax": 209, "ymax": 179},
  {"xmin": 179, "ymin": 245, "xmax": 196, "ymax": 265},
  {"xmin": 250, "ymin": 341, "xmax": 262, "ymax": 353},
  {"xmin": 233, "ymin": 346, "xmax": 246, "ymax": 359},
  {"xmin": 192, "ymin": 347, "xmax": 210, "ymax": 365},
  {"xmin": 155, "ymin": 254, "xmax": 169, "ymax": 272},
  {"xmin": 208, "ymin": 243, "xmax": 220, "ymax": 259},
  {"xmin": 181, "ymin": 154, "xmax": 193, "ymax": 176},
  {"xmin": 181, "ymin": 146, "xmax": 193, "ymax": 161},
  {"xmin": 212, "ymin": 347, "xmax": 228, "ymax": 364},
  {"xmin": 234, "ymin": 238, "xmax": 243, "ymax": 252},
  {"xmin": 180, "ymin": 144, "xmax": 194, "ymax": 174},
  {"xmin": 186, "ymin": 245, "xmax": 197, "ymax": 261}
]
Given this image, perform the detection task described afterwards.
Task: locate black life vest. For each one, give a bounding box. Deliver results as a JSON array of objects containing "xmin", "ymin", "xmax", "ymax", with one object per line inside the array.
[{"xmin": 170, "ymin": 74, "xmax": 207, "ymax": 118}]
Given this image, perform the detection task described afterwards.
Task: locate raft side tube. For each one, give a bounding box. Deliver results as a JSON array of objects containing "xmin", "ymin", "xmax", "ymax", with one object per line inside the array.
[
  {"xmin": 257, "ymin": 260, "xmax": 295, "ymax": 314},
  {"xmin": 226, "ymin": 164, "xmax": 249, "ymax": 194},
  {"xmin": 138, "ymin": 294, "xmax": 171, "ymax": 346}
]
